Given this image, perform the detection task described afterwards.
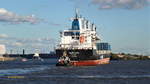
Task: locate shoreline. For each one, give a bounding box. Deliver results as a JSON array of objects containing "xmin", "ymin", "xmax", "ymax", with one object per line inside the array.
[
  {"xmin": 110, "ymin": 53, "xmax": 150, "ymax": 60},
  {"xmin": 0, "ymin": 57, "xmax": 17, "ymax": 61}
]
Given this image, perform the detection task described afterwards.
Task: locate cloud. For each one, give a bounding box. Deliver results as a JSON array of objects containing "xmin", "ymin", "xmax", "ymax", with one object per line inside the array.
[
  {"xmin": 12, "ymin": 42, "xmax": 23, "ymax": 47},
  {"xmin": 0, "ymin": 34, "xmax": 8, "ymax": 38},
  {"xmin": 91, "ymin": 0, "xmax": 150, "ymax": 9},
  {"xmin": 0, "ymin": 8, "xmax": 42, "ymax": 24},
  {"xmin": 0, "ymin": 8, "xmax": 63, "ymax": 26},
  {"xmin": 0, "ymin": 34, "xmax": 56, "ymax": 53}
]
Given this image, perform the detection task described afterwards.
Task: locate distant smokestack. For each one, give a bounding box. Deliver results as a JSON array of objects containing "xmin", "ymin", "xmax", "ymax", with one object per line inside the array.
[
  {"xmin": 10, "ymin": 49, "xmax": 13, "ymax": 54},
  {"xmin": 23, "ymin": 49, "xmax": 25, "ymax": 55}
]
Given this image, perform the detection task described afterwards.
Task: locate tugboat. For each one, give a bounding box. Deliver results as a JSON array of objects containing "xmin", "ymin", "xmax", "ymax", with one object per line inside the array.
[
  {"xmin": 32, "ymin": 52, "xmax": 44, "ymax": 61},
  {"xmin": 56, "ymin": 9, "xmax": 111, "ymax": 66}
]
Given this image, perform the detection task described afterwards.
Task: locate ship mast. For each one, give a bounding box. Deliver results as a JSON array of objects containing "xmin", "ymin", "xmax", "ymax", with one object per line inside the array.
[{"xmin": 75, "ymin": 8, "xmax": 79, "ymax": 19}]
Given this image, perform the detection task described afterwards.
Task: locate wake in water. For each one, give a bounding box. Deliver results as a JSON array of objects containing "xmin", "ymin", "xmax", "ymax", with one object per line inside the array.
[
  {"xmin": 0, "ymin": 60, "xmax": 150, "ymax": 84},
  {"xmin": 17, "ymin": 74, "xmax": 150, "ymax": 79},
  {"xmin": 0, "ymin": 66, "xmax": 49, "ymax": 76}
]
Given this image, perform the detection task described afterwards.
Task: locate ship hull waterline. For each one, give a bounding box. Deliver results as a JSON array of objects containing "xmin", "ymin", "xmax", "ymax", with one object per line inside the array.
[{"xmin": 56, "ymin": 58, "xmax": 110, "ymax": 66}]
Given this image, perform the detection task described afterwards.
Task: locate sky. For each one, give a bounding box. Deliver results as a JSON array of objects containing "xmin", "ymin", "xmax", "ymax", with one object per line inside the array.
[{"xmin": 0, "ymin": 0, "xmax": 150, "ymax": 55}]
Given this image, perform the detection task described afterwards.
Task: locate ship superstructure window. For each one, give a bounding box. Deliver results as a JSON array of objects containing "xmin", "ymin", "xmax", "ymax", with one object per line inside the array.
[
  {"xmin": 64, "ymin": 32, "xmax": 73, "ymax": 36},
  {"xmin": 76, "ymin": 37, "xmax": 79, "ymax": 40},
  {"xmin": 96, "ymin": 43, "xmax": 111, "ymax": 50},
  {"xmin": 73, "ymin": 32, "xmax": 80, "ymax": 36},
  {"xmin": 72, "ymin": 19, "xmax": 80, "ymax": 30}
]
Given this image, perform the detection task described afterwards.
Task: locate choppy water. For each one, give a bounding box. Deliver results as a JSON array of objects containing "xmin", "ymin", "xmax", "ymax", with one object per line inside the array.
[{"xmin": 0, "ymin": 59, "xmax": 150, "ymax": 84}]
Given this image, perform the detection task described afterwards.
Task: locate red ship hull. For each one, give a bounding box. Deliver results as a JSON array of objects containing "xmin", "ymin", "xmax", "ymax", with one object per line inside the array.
[{"xmin": 70, "ymin": 58, "xmax": 110, "ymax": 66}]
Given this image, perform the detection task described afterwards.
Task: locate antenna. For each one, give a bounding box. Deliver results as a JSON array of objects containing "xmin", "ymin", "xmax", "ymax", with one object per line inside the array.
[{"xmin": 75, "ymin": 8, "xmax": 79, "ymax": 19}]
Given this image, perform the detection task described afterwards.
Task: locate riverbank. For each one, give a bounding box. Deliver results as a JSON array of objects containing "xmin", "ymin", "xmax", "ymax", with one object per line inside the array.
[
  {"xmin": 0, "ymin": 57, "xmax": 18, "ymax": 61},
  {"xmin": 111, "ymin": 53, "xmax": 150, "ymax": 60},
  {"xmin": 1, "ymin": 52, "xmax": 150, "ymax": 61}
]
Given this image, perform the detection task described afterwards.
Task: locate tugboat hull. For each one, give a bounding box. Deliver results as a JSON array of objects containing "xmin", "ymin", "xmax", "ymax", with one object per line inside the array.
[
  {"xmin": 70, "ymin": 58, "xmax": 110, "ymax": 66},
  {"xmin": 56, "ymin": 58, "xmax": 110, "ymax": 66}
]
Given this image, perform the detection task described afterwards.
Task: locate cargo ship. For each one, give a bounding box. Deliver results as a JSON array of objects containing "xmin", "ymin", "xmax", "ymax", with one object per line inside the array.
[{"xmin": 56, "ymin": 9, "xmax": 111, "ymax": 66}]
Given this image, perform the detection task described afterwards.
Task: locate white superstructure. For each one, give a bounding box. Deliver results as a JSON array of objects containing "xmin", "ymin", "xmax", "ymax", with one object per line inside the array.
[{"xmin": 58, "ymin": 10, "xmax": 100, "ymax": 49}]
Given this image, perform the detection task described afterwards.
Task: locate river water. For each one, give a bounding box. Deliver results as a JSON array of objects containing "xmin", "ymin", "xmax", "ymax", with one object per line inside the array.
[{"xmin": 0, "ymin": 59, "xmax": 150, "ymax": 84}]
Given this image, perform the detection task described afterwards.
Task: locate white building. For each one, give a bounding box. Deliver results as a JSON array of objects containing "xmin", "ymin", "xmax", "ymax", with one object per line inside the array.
[{"xmin": 0, "ymin": 45, "xmax": 6, "ymax": 56}]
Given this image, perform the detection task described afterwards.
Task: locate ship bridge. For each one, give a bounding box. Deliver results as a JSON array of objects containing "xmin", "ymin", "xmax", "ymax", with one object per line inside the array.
[{"xmin": 58, "ymin": 10, "xmax": 100, "ymax": 49}]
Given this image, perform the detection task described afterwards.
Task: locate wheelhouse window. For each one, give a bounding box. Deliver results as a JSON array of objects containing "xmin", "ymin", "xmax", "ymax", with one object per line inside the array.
[
  {"xmin": 64, "ymin": 32, "xmax": 73, "ymax": 36},
  {"xmin": 64, "ymin": 32, "xmax": 80, "ymax": 36}
]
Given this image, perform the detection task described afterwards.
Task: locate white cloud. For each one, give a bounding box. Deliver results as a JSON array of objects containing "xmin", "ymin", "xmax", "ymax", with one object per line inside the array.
[
  {"xmin": 0, "ymin": 34, "xmax": 56, "ymax": 53},
  {"xmin": 92, "ymin": 0, "xmax": 150, "ymax": 9},
  {"xmin": 12, "ymin": 42, "xmax": 23, "ymax": 47},
  {"xmin": 0, "ymin": 34, "xmax": 8, "ymax": 38},
  {"xmin": 0, "ymin": 8, "xmax": 42, "ymax": 24}
]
